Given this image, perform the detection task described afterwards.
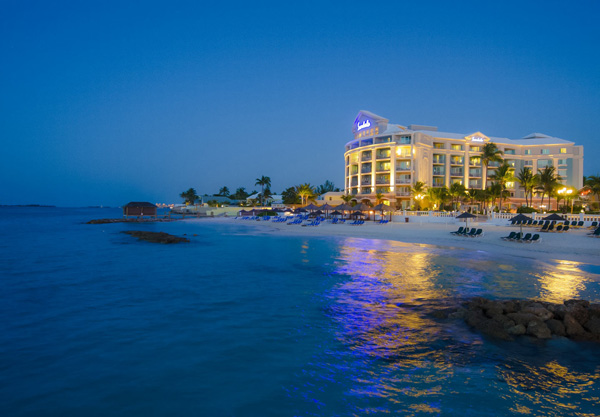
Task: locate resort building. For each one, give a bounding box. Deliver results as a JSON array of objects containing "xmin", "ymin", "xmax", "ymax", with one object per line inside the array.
[{"xmin": 344, "ymin": 111, "xmax": 584, "ymax": 210}]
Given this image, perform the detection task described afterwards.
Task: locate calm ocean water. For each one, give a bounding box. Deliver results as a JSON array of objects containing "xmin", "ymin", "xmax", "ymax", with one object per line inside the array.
[{"xmin": 1, "ymin": 207, "xmax": 600, "ymax": 416}]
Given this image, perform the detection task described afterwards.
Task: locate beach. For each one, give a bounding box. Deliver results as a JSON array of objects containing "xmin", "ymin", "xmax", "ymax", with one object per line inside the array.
[{"xmin": 206, "ymin": 217, "xmax": 600, "ymax": 265}]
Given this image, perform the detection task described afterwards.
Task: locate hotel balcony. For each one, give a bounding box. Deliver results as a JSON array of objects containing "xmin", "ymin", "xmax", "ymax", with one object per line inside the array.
[
  {"xmin": 361, "ymin": 168, "xmax": 372, "ymax": 174},
  {"xmin": 396, "ymin": 191, "xmax": 411, "ymax": 197},
  {"xmin": 450, "ymin": 168, "xmax": 463, "ymax": 176}
]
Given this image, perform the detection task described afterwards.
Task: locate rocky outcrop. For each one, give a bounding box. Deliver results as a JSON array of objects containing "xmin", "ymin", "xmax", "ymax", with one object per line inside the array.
[
  {"xmin": 121, "ymin": 231, "xmax": 190, "ymax": 244},
  {"xmin": 455, "ymin": 298, "xmax": 600, "ymax": 342},
  {"xmin": 87, "ymin": 218, "xmax": 174, "ymax": 224}
]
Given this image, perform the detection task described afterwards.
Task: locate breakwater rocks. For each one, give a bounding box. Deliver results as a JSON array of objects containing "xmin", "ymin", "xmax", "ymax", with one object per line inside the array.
[
  {"xmin": 447, "ymin": 298, "xmax": 600, "ymax": 342},
  {"xmin": 122, "ymin": 231, "xmax": 190, "ymax": 244},
  {"xmin": 87, "ymin": 218, "xmax": 175, "ymax": 224}
]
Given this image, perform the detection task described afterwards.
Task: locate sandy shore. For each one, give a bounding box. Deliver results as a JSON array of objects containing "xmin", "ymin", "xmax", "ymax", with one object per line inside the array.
[{"xmin": 200, "ymin": 217, "xmax": 600, "ymax": 265}]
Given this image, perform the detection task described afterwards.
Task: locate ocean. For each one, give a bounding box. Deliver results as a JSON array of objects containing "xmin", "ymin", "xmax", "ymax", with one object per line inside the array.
[{"xmin": 1, "ymin": 207, "xmax": 600, "ymax": 416}]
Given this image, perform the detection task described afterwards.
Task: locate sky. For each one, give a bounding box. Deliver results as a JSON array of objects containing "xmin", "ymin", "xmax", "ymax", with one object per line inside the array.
[{"xmin": 2, "ymin": 0, "xmax": 599, "ymax": 207}]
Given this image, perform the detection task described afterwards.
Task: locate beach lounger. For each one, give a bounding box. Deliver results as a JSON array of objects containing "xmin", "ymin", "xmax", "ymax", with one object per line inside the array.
[
  {"xmin": 465, "ymin": 229, "xmax": 477, "ymax": 237},
  {"xmin": 501, "ymin": 231, "xmax": 517, "ymax": 241},
  {"xmin": 518, "ymin": 233, "xmax": 532, "ymax": 243},
  {"xmin": 469, "ymin": 228, "xmax": 483, "ymax": 238},
  {"xmin": 555, "ymin": 225, "xmax": 563, "ymax": 232},
  {"xmin": 451, "ymin": 227, "xmax": 465, "ymax": 235},
  {"xmin": 589, "ymin": 221, "xmax": 598, "ymax": 229},
  {"xmin": 562, "ymin": 225, "xmax": 570, "ymax": 232},
  {"xmin": 588, "ymin": 227, "xmax": 600, "ymax": 237}
]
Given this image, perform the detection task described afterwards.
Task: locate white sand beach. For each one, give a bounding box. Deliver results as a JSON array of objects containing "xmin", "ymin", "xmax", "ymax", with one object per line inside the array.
[{"xmin": 205, "ymin": 217, "xmax": 600, "ymax": 265}]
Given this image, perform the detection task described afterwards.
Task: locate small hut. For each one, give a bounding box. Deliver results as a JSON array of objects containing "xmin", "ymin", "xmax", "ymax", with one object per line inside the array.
[{"xmin": 123, "ymin": 202, "xmax": 157, "ymax": 218}]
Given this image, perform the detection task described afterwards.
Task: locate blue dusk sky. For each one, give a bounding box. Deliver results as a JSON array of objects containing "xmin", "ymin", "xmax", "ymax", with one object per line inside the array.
[{"xmin": 2, "ymin": 0, "xmax": 599, "ymax": 207}]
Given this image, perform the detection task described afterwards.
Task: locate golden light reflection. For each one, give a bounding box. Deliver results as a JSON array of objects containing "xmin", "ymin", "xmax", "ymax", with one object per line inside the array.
[{"xmin": 535, "ymin": 260, "xmax": 589, "ymax": 303}]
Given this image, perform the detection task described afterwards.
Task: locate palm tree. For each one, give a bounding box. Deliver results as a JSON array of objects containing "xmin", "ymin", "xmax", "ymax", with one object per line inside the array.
[
  {"xmin": 375, "ymin": 193, "xmax": 384, "ymax": 205},
  {"xmin": 255, "ymin": 176, "xmax": 271, "ymax": 206},
  {"xmin": 490, "ymin": 163, "xmax": 515, "ymax": 212},
  {"xmin": 296, "ymin": 183, "xmax": 316, "ymax": 206},
  {"xmin": 410, "ymin": 181, "xmax": 427, "ymax": 210},
  {"xmin": 218, "ymin": 186, "xmax": 230, "ymax": 196},
  {"xmin": 427, "ymin": 186, "xmax": 449, "ymax": 210},
  {"xmin": 481, "ymin": 142, "xmax": 504, "ymax": 190},
  {"xmin": 536, "ymin": 166, "xmax": 562, "ymax": 210},
  {"xmin": 449, "ymin": 182, "xmax": 466, "ymax": 211},
  {"xmin": 180, "ymin": 188, "xmax": 199, "ymax": 205},
  {"xmin": 341, "ymin": 194, "xmax": 353, "ymax": 203},
  {"xmin": 584, "ymin": 175, "xmax": 600, "ymax": 210},
  {"xmin": 516, "ymin": 167, "xmax": 537, "ymax": 207},
  {"xmin": 316, "ymin": 180, "xmax": 336, "ymax": 195},
  {"xmin": 487, "ymin": 182, "xmax": 502, "ymax": 211}
]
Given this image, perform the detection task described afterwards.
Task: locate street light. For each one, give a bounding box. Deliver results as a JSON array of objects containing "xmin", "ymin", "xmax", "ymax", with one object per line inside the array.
[{"xmin": 558, "ymin": 187, "xmax": 575, "ymax": 213}]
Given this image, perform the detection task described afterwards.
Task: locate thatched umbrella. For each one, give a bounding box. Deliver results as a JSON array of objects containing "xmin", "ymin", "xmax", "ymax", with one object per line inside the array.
[
  {"xmin": 304, "ymin": 203, "xmax": 320, "ymax": 211},
  {"xmin": 509, "ymin": 213, "xmax": 532, "ymax": 235},
  {"xmin": 542, "ymin": 213, "xmax": 565, "ymax": 221},
  {"xmin": 320, "ymin": 203, "xmax": 334, "ymax": 211},
  {"xmin": 353, "ymin": 203, "xmax": 371, "ymax": 211},
  {"xmin": 456, "ymin": 212, "xmax": 477, "ymax": 229}
]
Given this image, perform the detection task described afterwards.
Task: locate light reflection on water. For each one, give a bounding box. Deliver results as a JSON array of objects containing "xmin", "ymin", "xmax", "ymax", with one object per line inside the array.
[{"xmin": 324, "ymin": 237, "xmax": 600, "ymax": 416}]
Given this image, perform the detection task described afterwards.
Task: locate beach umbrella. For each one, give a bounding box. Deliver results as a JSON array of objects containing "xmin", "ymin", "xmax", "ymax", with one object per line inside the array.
[
  {"xmin": 353, "ymin": 203, "xmax": 371, "ymax": 211},
  {"xmin": 542, "ymin": 213, "xmax": 565, "ymax": 221},
  {"xmin": 372, "ymin": 203, "xmax": 389, "ymax": 211},
  {"xmin": 304, "ymin": 203, "xmax": 320, "ymax": 211},
  {"xmin": 294, "ymin": 208, "xmax": 307, "ymax": 214},
  {"xmin": 509, "ymin": 213, "xmax": 531, "ymax": 235},
  {"xmin": 334, "ymin": 203, "xmax": 353, "ymax": 211},
  {"xmin": 330, "ymin": 210, "xmax": 342, "ymax": 216},
  {"xmin": 320, "ymin": 203, "xmax": 334, "ymax": 211},
  {"xmin": 456, "ymin": 212, "xmax": 477, "ymax": 229}
]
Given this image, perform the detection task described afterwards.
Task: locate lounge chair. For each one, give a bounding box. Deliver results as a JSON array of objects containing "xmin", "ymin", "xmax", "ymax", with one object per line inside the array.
[
  {"xmin": 524, "ymin": 234, "xmax": 541, "ymax": 243},
  {"xmin": 469, "ymin": 228, "xmax": 483, "ymax": 238},
  {"xmin": 501, "ymin": 231, "xmax": 517, "ymax": 241},
  {"xmin": 588, "ymin": 227, "xmax": 600, "ymax": 237},
  {"xmin": 562, "ymin": 225, "xmax": 570, "ymax": 232},
  {"xmin": 451, "ymin": 227, "xmax": 465, "ymax": 235},
  {"xmin": 518, "ymin": 233, "xmax": 532, "ymax": 243},
  {"xmin": 589, "ymin": 221, "xmax": 598, "ymax": 229},
  {"xmin": 555, "ymin": 225, "xmax": 563, "ymax": 232},
  {"xmin": 465, "ymin": 229, "xmax": 477, "ymax": 237},
  {"xmin": 546, "ymin": 223, "xmax": 555, "ymax": 232}
]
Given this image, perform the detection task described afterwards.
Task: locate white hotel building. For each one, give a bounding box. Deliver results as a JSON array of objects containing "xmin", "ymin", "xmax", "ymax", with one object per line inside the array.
[{"xmin": 344, "ymin": 111, "xmax": 584, "ymax": 209}]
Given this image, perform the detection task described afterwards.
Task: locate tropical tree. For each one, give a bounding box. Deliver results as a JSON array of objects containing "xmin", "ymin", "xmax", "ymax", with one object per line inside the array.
[
  {"xmin": 584, "ymin": 175, "xmax": 600, "ymax": 210},
  {"xmin": 316, "ymin": 180, "xmax": 336, "ymax": 195},
  {"xmin": 536, "ymin": 166, "xmax": 562, "ymax": 210},
  {"xmin": 180, "ymin": 188, "xmax": 199, "ymax": 205},
  {"xmin": 218, "ymin": 186, "xmax": 230, "ymax": 196},
  {"xmin": 296, "ymin": 183, "xmax": 316, "ymax": 206},
  {"xmin": 487, "ymin": 182, "xmax": 502, "ymax": 211},
  {"xmin": 465, "ymin": 188, "xmax": 478, "ymax": 207},
  {"xmin": 255, "ymin": 176, "xmax": 271, "ymax": 206},
  {"xmin": 410, "ymin": 181, "xmax": 427, "ymax": 210},
  {"xmin": 490, "ymin": 163, "xmax": 515, "ymax": 212},
  {"xmin": 449, "ymin": 182, "xmax": 466, "ymax": 211},
  {"xmin": 427, "ymin": 186, "xmax": 449, "ymax": 210},
  {"xmin": 516, "ymin": 167, "xmax": 537, "ymax": 207},
  {"xmin": 375, "ymin": 193, "xmax": 385, "ymax": 205},
  {"xmin": 481, "ymin": 142, "xmax": 504, "ymax": 190},
  {"xmin": 231, "ymin": 187, "xmax": 249, "ymax": 200},
  {"xmin": 282, "ymin": 187, "xmax": 300, "ymax": 204},
  {"xmin": 260, "ymin": 187, "xmax": 273, "ymax": 206},
  {"xmin": 341, "ymin": 194, "xmax": 353, "ymax": 203}
]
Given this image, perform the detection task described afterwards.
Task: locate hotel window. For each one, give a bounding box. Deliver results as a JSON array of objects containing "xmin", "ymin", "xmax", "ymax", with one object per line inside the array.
[
  {"xmin": 451, "ymin": 144, "xmax": 463, "ymax": 151},
  {"xmin": 376, "ymin": 174, "xmax": 390, "ymax": 184},
  {"xmin": 376, "ymin": 136, "xmax": 392, "ymax": 144},
  {"xmin": 450, "ymin": 167, "xmax": 463, "ymax": 176},
  {"xmin": 361, "ymin": 151, "xmax": 371, "ymax": 161},
  {"xmin": 351, "ymin": 165, "xmax": 359, "ymax": 175},
  {"xmin": 432, "ymin": 177, "xmax": 445, "ymax": 187},
  {"xmin": 397, "ymin": 161, "xmax": 411, "ymax": 171},
  {"xmin": 524, "ymin": 160, "xmax": 533, "ymax": 167},
  {"xmin": 361, "ymin": 163, "xmax": 372, "ymax": 173},
  {"xmin": 433, "ymin": 142, "xmax": 445, "ymax": 149},
  {"xmin": 450, "ymin": 155, "xmax": 464, "ymax": 165},
  {"xmin": 376, "ymin": 161, "xmax": 391, "ymax": 171},
  {"xmin": 524, "ymin": 149, "xmax": 532, "ymax": 155},
  {"xmin": 433, "ymin": 166, "xmax": 445, "ymax": 176},
  {"xmin": 470, "ymin": 156, "xmax": 481, "ymax": 166},
  {"xmin": 396, "ymin": 174, "xmax": 411, "ymax": 184},
  {"xmin": 398, "ymin": 136, "xmax": 411, "ymax": 144},
  {"xmin": 432, "ymin": 154, "xmax": 445, "ymax": 164},
  {"xmin": 361, "ymin": 175, "xmax": 371, "ymax": 185},
  {"xmin": 558, "ymin": 169, "xmax": 567, "ymax": 178},
  {"xmin": 376, "ymin": 187, "xmax": 390, "ymax": 194},
  {"xmin": 362, "ymin": 187, "xmax": 372, "ymax": 194},
  {"xmin": 451, "ymin": 178, "xmax": 463, "ymax": 185},
  {"xmin": 560, "ymin": 148, "xmax": 567, "ymax": 154},
  {"xmin": 537, "ymin": 159, "xmax": 553, "ymax": 169},
  {"xmin": 361, "ymin": 138, "xmax": 373, "ymax": 147},
  {"xmin": 469, "ymin": 179, "xmax": 482, "ymax": 188},
  {"xmin": 541, "ymin": 149, "xmax": 550, "ymax": 155},
  {"xmin": 558, "ymin": 159, "xmax": 568, "ymax": 166},
  {"xmin": 469, "ymin": 168, "xmax": 482, "ymax": 177},
  {"xmin": 396, "ymin": 147, "xmax": 411, "ymax": 157},
  {"xmin": 506, "ymin": 159, "xmax": 516, "ymax": 167},
  {"xmin": 351, "ymin": 177, "xmax": 358, "ymax": 186},
  {"xmin": 470, "ymin": 146, "xmax": 481, "ymax": 152},
  {"xmin": 376, "ymin": 148, "xmax": 391, "ymax": 159},
  {"xmin": 504, "ymin": 149, "xmax": 516, "ymax": 155}
]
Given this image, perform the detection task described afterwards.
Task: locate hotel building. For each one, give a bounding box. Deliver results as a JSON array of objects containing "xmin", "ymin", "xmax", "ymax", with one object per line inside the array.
[{"xmin": 344, "ymin": 111, "xmax": 584, "ymax": 209}]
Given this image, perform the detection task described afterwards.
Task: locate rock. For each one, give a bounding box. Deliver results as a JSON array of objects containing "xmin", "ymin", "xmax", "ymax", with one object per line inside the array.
[
  {"xmin": 546, "ymin": 319, "xmax": 566, "ymax": 337},
  {"xmin": 484, "ymin": 301, "xmax": 504, "ymax": 318},
  {"xmin": 448, "ymin": 308, "xmax": 467, "ymax": 319},
  {"xmin": 526, "ymin": 320, "xmax": 552, "ymax": 339},
  {"xmin": 507, "ymin": 324, "xmax": 526, "ymax": 335},
  {"xmin": 522, "ymin": 306, "xmax": 554, "ymax": 321},
  {"xmin": 563, "ymin": 313, "xmax": 586, "ymax": 336},
  {"xmin": 507, "ymin": 312, "xmax": 539, "ymax": 326},
  {"xmin": 466, "ymin": 310, "xmax": 512, "ymax": 340},
  {"xmin": 583, "ymin": 317, "xmax": 600, "ymax": 335},
  {"xmin": 121, "ymin": 231, "xmax": 190, "ymax": 244},
  {"xmin": 491, "ymin": 314, "xmax": 515, "ymax": 329},
  {"xmin": 502, "ymin": 301, "xmax": 518, "ymax": 314},
  {"xmin": 589, "ymin": 304, "xmax": 600, "ymax": 318},
  {"xmin": 564, "ymin": 299, "xmax": 590, "ymax": 308},
  {"xmin": 565, "ymin": 303, "xmax": 589, "ymax": 325},
  {"xmin": 552, "ymin": 304, "xmax": 567, "ymax": 320}
]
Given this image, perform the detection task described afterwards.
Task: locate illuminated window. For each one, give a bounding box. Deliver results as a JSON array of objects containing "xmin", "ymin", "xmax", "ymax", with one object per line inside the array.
[
  {"xmin": 451, "ymin": 144, "xmax": 463, "ymax": 151},
  {"xmin": 560, "ymin": 148, "xmax": 567, "ymax": 153},
  {"xmin": 504, "ymin": 149, "xmax": 515, "ymax": 155},
  {"xmin": 433, "ymin": 142, "xmax": 445, "ymax": 149},
  {"xmin": 541, "ymin": 149, "xmax": 550, "ymax": 155},
  {"xmin": 470, "ymin": 146, "xmax": 481, "ymax": 152},
  {"xmin": 524, "ymin": 149, "xmax": 532, "ymax": 155},
  {"xmin": 537, "ymin": 159, "xmax": 553, "ymax": 168}
]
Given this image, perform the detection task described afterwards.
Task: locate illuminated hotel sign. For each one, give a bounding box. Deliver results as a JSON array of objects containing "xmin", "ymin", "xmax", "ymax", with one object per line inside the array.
[
  {"xmin": 357, "ymin": 120, "xmax": 371, "ymax": 131},
  {"xmin": 465, "ymin": 132, "xmax": 488, "ymax": 142},
  {"xmin": 471, "ymin": 136, "xmax": 485, "ymax": 142}
]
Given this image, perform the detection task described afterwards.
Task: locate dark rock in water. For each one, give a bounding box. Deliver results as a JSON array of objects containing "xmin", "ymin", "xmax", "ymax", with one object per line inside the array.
[
  {"xmin": 566, "ymin": 302, "xmax": 589, "ymax": 325},
  {"xmin": 546, "ymin": 319, "xmax": 566, "ymax": 337},
  {"xmin": 507, "ymin": 324, "xmax": 526, "ymax": 335},
  {"xmin": 583, "ymin": 317, "xmax": 600, "ymax": 335},
  {"xmin": 563, "ymin": 313, "xmax": 585, "ymax": 336},
  {"xmin": 122, "ymin": 231, "xmax": 189, "ymax": 244},
  {"xmin": 526, "ymin": 320, "xmax": 552, "ymax": 339},
  {"xmin": 507, "ymin": 312, "xmax": 539, "ymax": 326}
]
